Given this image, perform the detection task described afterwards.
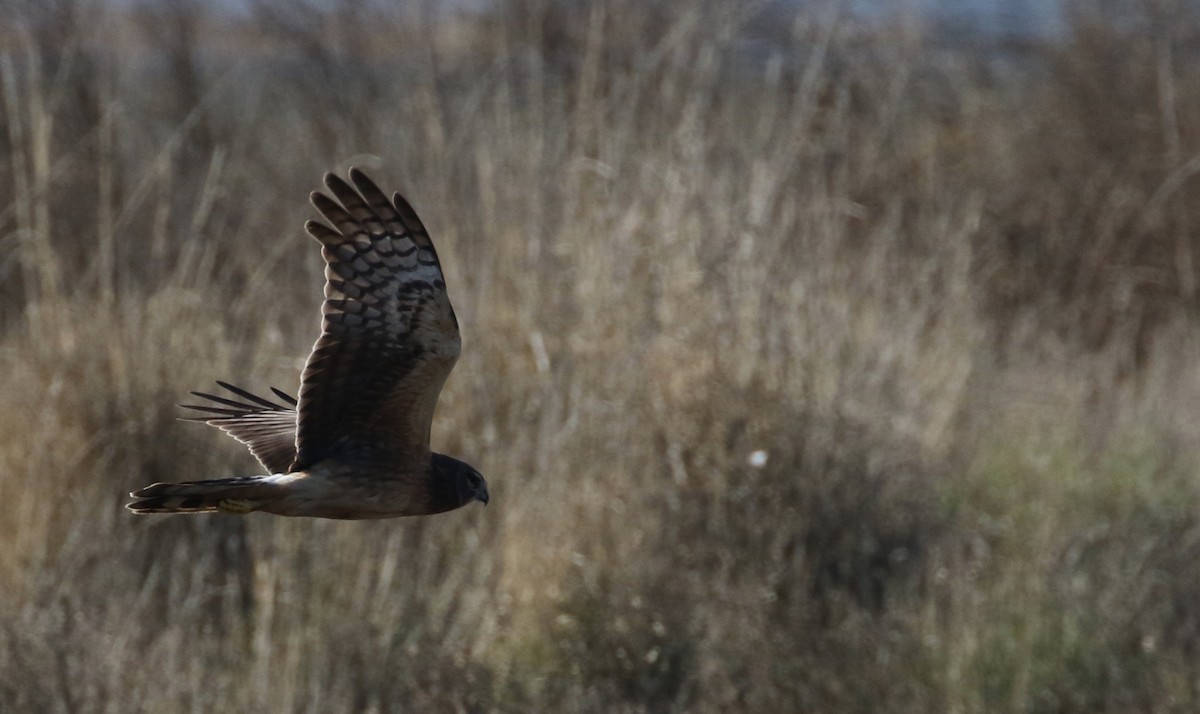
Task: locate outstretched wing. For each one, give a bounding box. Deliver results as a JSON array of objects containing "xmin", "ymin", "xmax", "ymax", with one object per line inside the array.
[
  {"xmin": 292, "ymin": 168, "xmax": 460, "ymax": 471},
  {"xmin": 181, "ymin": 382, "xmax": 298, "ymax": 474}
]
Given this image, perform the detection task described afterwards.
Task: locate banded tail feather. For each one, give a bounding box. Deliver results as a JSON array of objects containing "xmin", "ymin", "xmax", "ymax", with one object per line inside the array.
[{"xmin": 127, "ymin": 476, "xmax": 275, "ymax": 514}]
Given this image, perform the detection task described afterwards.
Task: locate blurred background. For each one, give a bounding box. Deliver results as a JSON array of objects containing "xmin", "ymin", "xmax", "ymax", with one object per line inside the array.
[{"xmin": 3, "ymin": 0, "xmax": 1200, "ymax": 711}]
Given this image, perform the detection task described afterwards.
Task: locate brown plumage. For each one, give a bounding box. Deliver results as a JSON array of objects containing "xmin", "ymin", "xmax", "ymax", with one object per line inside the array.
[{"xmin": 127, "ymin": 168, "xmax": 488, "ymax": 519}]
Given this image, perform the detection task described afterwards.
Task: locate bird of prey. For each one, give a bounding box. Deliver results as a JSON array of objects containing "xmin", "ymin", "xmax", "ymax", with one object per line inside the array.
[{"xmin": 127, "ymin": 168, "xmax": 488, "ymax": 519}]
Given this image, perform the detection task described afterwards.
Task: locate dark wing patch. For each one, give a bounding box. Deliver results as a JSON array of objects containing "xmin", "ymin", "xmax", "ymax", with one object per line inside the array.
[
  {"xmin": 181, "ymin": 382, "xmax": 299, "ymax": 474},
  {"xmin": 292, "ymin": 168, "xmax": 461, "ymax": 471}
]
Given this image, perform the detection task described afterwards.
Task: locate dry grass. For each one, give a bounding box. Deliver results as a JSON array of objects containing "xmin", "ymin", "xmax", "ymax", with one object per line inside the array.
[{"xmin": 3, "ymin": 0, "xmax": 1200, "ymax": 711}]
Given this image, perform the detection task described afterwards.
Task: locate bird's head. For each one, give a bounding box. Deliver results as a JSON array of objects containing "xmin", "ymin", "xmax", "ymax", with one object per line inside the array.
[
  {"xmin": 460, "ymin": 467, "xmax": 489, "ymax": 506},
  {"xmin": 431, "ymin": 453, "xmax": 489, "ymax": 510}
]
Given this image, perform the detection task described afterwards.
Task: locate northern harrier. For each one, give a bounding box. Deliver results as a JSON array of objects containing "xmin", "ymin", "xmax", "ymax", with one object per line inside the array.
[{"xmin": 127, "ymin": 169, "xmax": 488, "ymax": 519}]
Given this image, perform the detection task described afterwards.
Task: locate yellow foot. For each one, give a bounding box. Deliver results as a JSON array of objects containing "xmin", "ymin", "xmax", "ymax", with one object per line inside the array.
[{"xmin": 217, "ymin": 498, "xmax": 256, "ymax": 514}]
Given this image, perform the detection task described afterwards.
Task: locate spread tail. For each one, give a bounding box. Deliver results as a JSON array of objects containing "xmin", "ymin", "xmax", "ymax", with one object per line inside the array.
[{"xmin": 127, "ymin": 476, "xmax": 273, "ymax": 514}]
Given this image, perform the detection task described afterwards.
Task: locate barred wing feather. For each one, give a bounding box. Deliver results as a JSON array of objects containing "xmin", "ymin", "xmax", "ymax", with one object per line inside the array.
[{"xmin": 292, "ymin": 169, "xmax": 461, "ymax": 472}]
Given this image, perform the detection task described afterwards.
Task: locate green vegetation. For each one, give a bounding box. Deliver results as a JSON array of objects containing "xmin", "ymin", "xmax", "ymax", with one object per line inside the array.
[{"xmin": 2, "ymin": 0, "xmax": 1200, "ymax": 710}]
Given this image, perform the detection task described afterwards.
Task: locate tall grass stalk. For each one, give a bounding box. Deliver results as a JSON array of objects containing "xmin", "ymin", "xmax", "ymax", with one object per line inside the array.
[{"xmin": 2, "ymin": 0, "xmax": 1200, "ymax": 711}]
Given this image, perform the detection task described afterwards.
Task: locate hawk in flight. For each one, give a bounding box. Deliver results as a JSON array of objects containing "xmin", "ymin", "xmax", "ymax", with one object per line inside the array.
[{"xmin": 127, "ymin": 169, "xmax": 488, "ymax": 519}]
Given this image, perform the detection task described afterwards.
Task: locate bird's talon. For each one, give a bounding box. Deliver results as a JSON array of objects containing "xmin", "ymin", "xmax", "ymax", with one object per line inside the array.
[{"xmin": 217, "ymin": 498, "xmax": 256, "ymax": 514}]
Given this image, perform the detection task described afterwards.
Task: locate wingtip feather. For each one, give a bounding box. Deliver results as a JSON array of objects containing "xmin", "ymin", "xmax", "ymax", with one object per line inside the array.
[
  {"xmin": 305, "ymin": 219, "xmax": 340, "ymax": 244},
  {"xmin": 271, "ymin": 387, "xmax": 299, "ymax": 406},
  {"xmin": 348, "ymin": 166, "xmax": 381, "ymax": 192},
  {"xmin": 324, "ymin": 171, "xmax": 352, "ymax": 194}
]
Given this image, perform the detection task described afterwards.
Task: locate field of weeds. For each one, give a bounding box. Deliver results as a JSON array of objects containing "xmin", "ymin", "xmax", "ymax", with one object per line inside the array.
[{"xmin": 3, "ymin": 0, "xmax": 1200, "ymax": 711}]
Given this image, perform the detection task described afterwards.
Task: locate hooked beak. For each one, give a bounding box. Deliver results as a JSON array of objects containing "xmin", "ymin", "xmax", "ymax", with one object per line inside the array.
[{"xmin": 476, "ymin": 486, "xmax": 490, "ymax": 506}]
